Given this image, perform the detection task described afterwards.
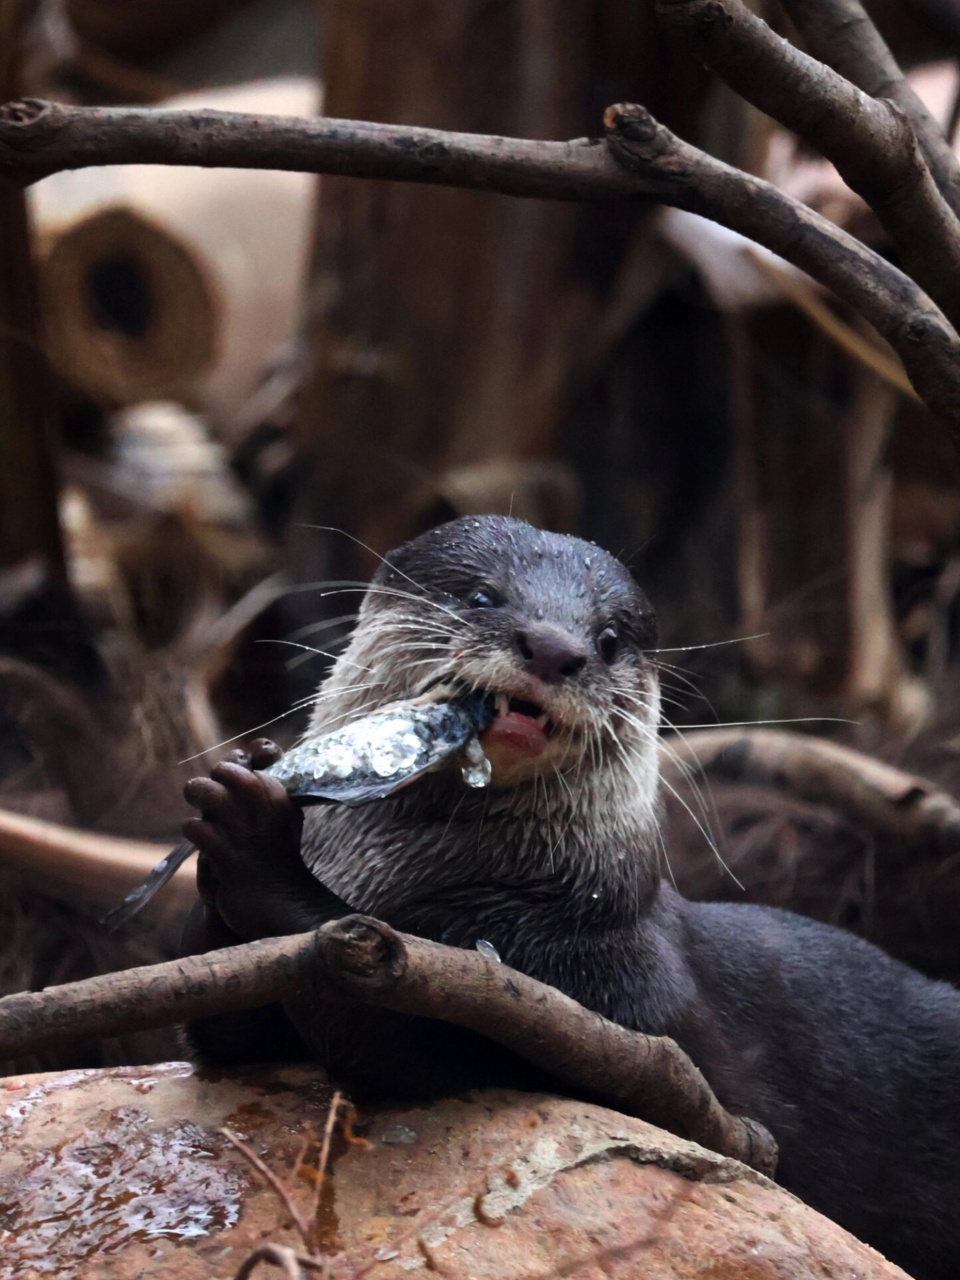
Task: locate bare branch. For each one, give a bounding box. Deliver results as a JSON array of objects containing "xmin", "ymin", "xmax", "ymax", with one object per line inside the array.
[
  {"xmin": 603, "ymin": 103, "xmax": 960, "ymax": 439},
  {"xmin": 1, "ymin": 97, "xmax": 960, "ymax": 435},
  {"xmin": 0, "ymin": 804, "xmax": 194, "ymax": 916},
  {"xmin": 661, "ymin": 728, "xmax": 960, "ymax": 858},
  {"xmin": 654, "ymin": 0, "xmax": 960, "ymax": 329},
  {"xmin": 778, "ymin": 0, "xmax": 960, "ymax": 219},
  {"xmin": 0, "ymin": 914, "xmax": 777, "ymax": 1176},
  {"xmin": 0, "ymin": 97, "xmax": 642, "ymax": 196}
]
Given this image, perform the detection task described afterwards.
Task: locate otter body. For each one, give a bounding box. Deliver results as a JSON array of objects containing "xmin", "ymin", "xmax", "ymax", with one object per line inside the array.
[{"xmin": 184, "ymin": 517, "xmax": 960, "ymax": 1280}]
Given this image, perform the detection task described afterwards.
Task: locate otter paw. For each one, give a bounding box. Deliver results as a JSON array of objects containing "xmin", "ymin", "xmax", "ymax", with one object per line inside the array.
[
  {"xmin": 219, "ymin": 738, "xmax": 285, "ymax": 771},
  {"xmin": 183, "ymin": 760, "xmax": 305, "ymax": 940}
]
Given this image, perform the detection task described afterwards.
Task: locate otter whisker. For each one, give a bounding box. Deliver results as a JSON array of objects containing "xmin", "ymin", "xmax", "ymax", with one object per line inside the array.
[
  {"xmin": 290, "ymin": 583, "xmax": 464, "ymax": 633},
  {"xmin": 605, "ymin": 720, "xmax": 675, "ymax": 889},
  {"xmin": 288, "ymin": 611, "xmax": 361, "ymax": 640},
  {"xmin": 256, "ymin": 639, "xmax": 374, "ymax": 672},
  {"xmin": 297, "ymin": 681, "xmax": 384, "ymax": 704},
  {"xmin": 300, "ymin": 525, "xmax": 467, "ymax": 622},
  {"xmin": 643, "ymin": 633, "xmax": 770, "ymax": 655},
  {"xmin": 616, "ymin": 709, "xmax": 742, "ymax": 891}
]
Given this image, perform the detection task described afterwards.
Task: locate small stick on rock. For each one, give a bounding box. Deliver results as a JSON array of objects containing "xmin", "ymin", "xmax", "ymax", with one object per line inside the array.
[
  {"xmin": 234, "ymin": 1244, "xmax": 323, "ymax": 1280},
  {"xmin": 0, "ymin": 915, "xmax": 777, "ymax": 1176}
]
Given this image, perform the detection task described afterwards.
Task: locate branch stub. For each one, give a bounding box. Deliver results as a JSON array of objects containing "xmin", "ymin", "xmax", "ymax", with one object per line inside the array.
[{"xmin": 321, "ymin": 915, "xmax": 408, "ymax": 990}]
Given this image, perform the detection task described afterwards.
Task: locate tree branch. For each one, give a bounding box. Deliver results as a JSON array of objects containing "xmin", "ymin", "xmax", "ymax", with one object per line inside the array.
[
  {"xmin": 0, "ymin": 913, "xmax": 777, "ymax": 1177},
  {"xmin": 0, "ymin": 804, "xmax": 193, "ymax": 914},
  {"xmin": 2, "ymin": 97, "xmax": 960, "ymax": 435},
  {"xmin": 661, "ymin": 728, "xmax": 960, "ymax": 859},
  {"xmin": 602, "ymin": 103, "xmax": 960, "ymax": 439},
  {"xmin": 778, "ymin": 0, "xmax": 960, "ymax": 219},
  {"xmin": 0, "ymin": 97, "xmax": 642, "ymax": 195},
  {"xmin": 654, "ymin": 0, "xmax": 960, "ymax": 330}
]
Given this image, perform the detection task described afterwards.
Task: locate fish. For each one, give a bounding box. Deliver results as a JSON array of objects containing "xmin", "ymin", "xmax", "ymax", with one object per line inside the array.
[
  {"xmin": 103, "ymin": 692, "xmax": 492, "ymax": 930},
  {"xmin": 263, "ymin": 692, "xmax": 493, "ymax": 804}
]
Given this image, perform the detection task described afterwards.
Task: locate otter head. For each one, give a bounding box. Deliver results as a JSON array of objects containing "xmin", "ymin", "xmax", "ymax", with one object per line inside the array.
[{"xmin": 317, "ymin": 516, "xmax": 661, "ymax": 795}]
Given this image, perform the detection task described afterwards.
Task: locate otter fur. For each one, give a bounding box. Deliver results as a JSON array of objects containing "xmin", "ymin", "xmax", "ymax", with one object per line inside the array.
[{"xmin": 182, "ymin": 516, "xmax": 960, "ymax": 1280}]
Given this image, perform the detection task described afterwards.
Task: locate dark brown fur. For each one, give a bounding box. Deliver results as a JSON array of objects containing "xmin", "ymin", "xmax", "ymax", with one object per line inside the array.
[{"xmin": 184, "ymin": 517, "xmax": 960, "ymax": 1280}]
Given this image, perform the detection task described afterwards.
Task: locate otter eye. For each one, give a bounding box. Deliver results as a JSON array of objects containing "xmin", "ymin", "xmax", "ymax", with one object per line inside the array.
[
  {"xmin": 468, "ymin": 586, "xmax": 500, "ymax": 609},
  {"xmin": 597, "ymin": 625, "xmax": 619, "ymax": 664}
]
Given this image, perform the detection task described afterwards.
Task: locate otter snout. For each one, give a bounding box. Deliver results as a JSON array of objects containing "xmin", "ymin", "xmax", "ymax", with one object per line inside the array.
[{"xmin": 514, "ymin": 623, "xmax": 589, "ymax": 685}]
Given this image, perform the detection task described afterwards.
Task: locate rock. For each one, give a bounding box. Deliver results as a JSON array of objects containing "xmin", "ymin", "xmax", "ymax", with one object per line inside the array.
[{"xmin": 0, "ymin": 1062, "xmax": 911, "ymax": 1279}]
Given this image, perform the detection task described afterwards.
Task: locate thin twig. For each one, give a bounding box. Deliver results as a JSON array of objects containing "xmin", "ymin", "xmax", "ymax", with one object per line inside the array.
[
  {"xmin": 743, "ymin": 249, "xmax": 920, "ymax": 401},
  {"xmin": 222, "ymin": 1127, "xmax": 314, "ymax": 1247},
  {"xmin": 310, "ymin": 1090, "xmax": 343, "ymax": 1237},
  {"xmin": 234, "ymin": 1244, "xmax": 327, "ymax": 1280},
  {"xmin": 234, "ymin": 1244, "xmax": 303, "ymax": 1280}
]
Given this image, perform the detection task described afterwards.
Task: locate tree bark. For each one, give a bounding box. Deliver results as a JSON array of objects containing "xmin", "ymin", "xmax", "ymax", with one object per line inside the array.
[{"xmin": 290, "ymin": 0, "xmax": 717, "ymax": 575}]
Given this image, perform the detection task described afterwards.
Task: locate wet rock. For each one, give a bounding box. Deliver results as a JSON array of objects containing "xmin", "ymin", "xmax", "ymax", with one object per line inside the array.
[{"xmin": 0, "ymin": 1062, "xmax": 911, "ymax": 1279}]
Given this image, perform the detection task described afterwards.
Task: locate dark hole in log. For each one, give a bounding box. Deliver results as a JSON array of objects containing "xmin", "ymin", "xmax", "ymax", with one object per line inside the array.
[{"xmin": 86, "ymin": 256, "xmax": 154, "ymax": 339}]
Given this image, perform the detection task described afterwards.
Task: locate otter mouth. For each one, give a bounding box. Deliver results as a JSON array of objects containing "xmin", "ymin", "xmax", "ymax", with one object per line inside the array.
[{"xmin": 481, "ymin": 690, "xmax": 553, "ymax": 756}]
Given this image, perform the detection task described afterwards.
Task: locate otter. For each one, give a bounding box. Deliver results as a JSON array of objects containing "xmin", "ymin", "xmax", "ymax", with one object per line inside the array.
[{"xmin": 182, "ymin": 516, "xmax": 960, "ymax": 1280}]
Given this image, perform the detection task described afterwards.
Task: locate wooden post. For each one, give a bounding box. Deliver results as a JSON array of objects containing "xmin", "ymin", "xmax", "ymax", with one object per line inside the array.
[{"xmin": 0, "ymin": 1, "xmax": 65, "ymax": 583}]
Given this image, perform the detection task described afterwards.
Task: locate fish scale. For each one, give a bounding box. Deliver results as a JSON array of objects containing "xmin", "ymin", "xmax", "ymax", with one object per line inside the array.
[{"xmin": 266, "ymin": 694, "xmax": 492, "ymax": 805}]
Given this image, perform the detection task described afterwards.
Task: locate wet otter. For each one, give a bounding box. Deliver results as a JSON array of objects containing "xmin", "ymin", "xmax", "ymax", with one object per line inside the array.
[{"xmin": 183, "ymin": 515, "xmax": 960, "ymax": 1280}]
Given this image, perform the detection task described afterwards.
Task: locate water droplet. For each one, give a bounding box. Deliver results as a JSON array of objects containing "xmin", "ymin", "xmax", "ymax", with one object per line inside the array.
[
  {"xmin": 476, "ymin": 939, "xmax": 501, "ymax": 962},
  {"xmin": 381, "ymin": 1124, "xmax": 418, "ymax": 1145},
  {"xmin": 461, "ymin": 736, "xmax": 491, "ymax": 788},
  {"xmin": 591, "ymin": 892, "xmax": 599, "ymax": 899}
]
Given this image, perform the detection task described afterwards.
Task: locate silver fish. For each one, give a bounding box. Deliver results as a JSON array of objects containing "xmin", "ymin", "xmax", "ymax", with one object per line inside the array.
[
  {"xmin": 264, "ymin": 694, "xmax": 493, "ymax": 804},
  {"xmin": 104, "ymin": 692, "xmax": 492, "ymax": 930}
]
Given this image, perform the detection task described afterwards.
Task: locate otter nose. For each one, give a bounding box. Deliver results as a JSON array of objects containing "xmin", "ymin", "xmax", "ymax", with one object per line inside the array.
[{"xmin": 515, "ymin": 624, "xmax": 588, "ymax": 685}]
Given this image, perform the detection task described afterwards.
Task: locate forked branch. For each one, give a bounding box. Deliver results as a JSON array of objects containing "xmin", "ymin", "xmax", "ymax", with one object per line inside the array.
[
  {"xmin": 0, "ymin": 913, "xmax": 778, "ymax": 1177},
  {"xmin": 654, "ymin": 0, "xmax": 960, "ymax": 329},
  {"xmin": 778, "ymin": 0, "xmax": 960, "ymax": 218},
  {"xmin": 602, "ymin": 103, "xmax": 960, "ymax": 438}
]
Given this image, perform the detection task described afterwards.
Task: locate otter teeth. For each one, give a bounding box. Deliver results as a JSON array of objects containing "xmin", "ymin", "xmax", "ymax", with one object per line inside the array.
[{"xmin": 492, "ymin": 691, "xmax": 551, "ymax": 729}]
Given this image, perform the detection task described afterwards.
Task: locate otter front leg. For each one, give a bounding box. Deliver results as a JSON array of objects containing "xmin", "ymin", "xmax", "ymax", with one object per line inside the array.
[
  {"xmin": 182, "ymin": 751, "xmax": 351, "ymax": 941},
  {"xmin": 180, "ymin": 742, "xmax": 353, "ymax": 1066}
]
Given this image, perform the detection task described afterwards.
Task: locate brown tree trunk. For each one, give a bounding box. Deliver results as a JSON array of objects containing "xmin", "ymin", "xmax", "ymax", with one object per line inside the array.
[{"xmin": 294, "ymin": 0, "xmax": 707, "ymax": 573}]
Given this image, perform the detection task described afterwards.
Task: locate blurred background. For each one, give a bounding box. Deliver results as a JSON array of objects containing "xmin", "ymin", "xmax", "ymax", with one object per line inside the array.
[{"xmin": 4, "ymin": 0, "xmax": 960, "ymax": 1070}]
